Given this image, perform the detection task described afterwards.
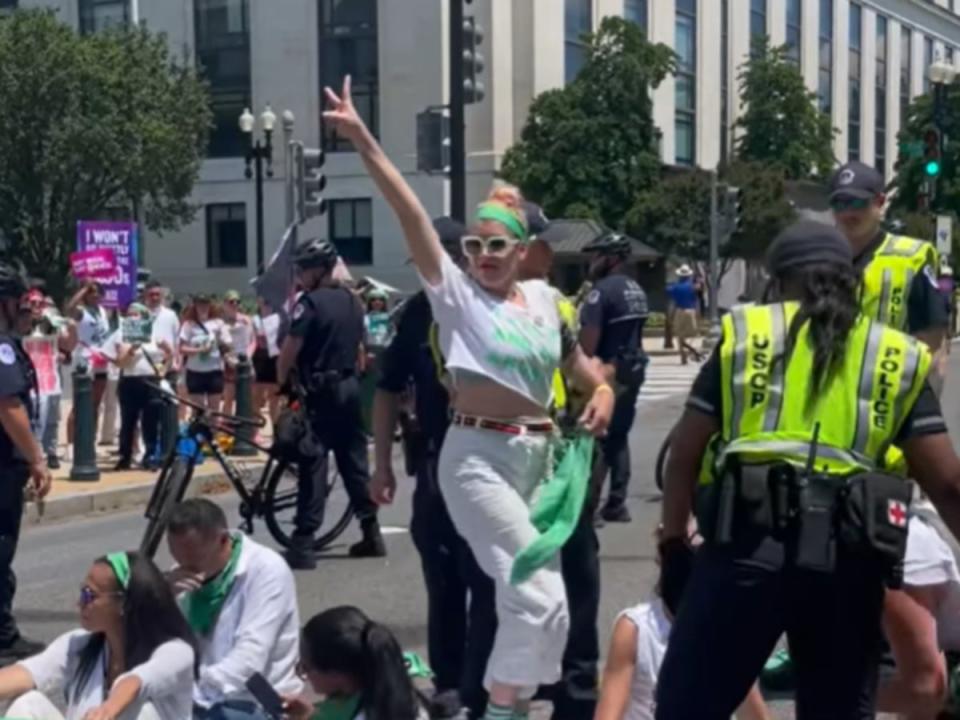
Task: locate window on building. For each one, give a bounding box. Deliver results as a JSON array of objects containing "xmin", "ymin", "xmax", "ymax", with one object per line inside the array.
[
  {"xmin": 319, "ymin": 0, "xmax": 379, "ymax": 152},
  {"xmin": 206, "ymin": 204, "xmax": 247, "ymax": 268},
  {"xmin": 818, "ymin": 0, "xmax": 833, "ymax": 114},
  {"xmin": 750, "ymin": 0, "xmax": 767, "ymax": 57},
  {"xmin": 675, "ymin": 0, "xmax": 696, "ymax": 165},
  {"xmin": 875, "ymin": 16, "xmax": 887, "ymax": 177},
  {"xmin": 924, "ymin": 37, "xmax": 934, "ymax": 94},
  {"xmin": 565, "ymin": 0, "xmax": 592, "ymax": 84},
  {"xmin": 624, "ymin": 0, "xmax": 646, "ymax": 35},
  {"xmin": 848, "ymin": 3, "xmax": 862, "ymax": 161},
  {"xmin": 195, "ymin": 0, "xmax": 251, "ymax": 159},
  {"xmin": 720, "ymin": 0, "xmax": 729, "ymax": 164},
  {"xmin": 0, "ymin": 0, "xmax": 16, "ymax": 17},
  {"xmin": 948, "ymin": 47, "xmax": 956, "ymax": 64},
  {"xmin": 901, "ymin": 27, "xmax": 912, "ymax": 128},
  {"xmin": 786, "ymin": 0, "xmax": 802, "ymax": 66},
  {"xmin": 329, "ymin": 199, "xmax": 373, "ymax": 265},
  {"xmin": 79, "ymin": 0, "xmax": 128, "ymax": 34}
]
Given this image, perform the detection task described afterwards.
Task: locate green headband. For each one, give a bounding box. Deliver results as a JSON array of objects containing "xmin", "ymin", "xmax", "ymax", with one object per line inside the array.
[
  {"xmin": 475, "ymin": 203, "xmax": 529, "ymax": 243},
  {"xmin": 105, "ymin": 552, "xmax": 131, "ymax": 590}
]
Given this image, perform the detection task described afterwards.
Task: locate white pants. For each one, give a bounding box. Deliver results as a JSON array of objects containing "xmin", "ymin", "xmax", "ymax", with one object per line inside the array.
[
  {"xmin": 438, "ymin": 425, "xmax": 569, "ymax": 699},
  {"xmin": 8, "ymin": 690, "xmax": 161, "ymax": 720}
]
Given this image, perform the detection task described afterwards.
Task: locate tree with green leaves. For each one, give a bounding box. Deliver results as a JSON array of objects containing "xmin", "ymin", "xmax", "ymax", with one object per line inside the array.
[
  {"xmin": 625, "ymin": 161, "xmax": 796, "ymax": 274},
  {"xmin": 499, "ymin": 16, "xmax": 675, "ymax": 226},
  {"xmin": 890, "ymin": 92, "xmax": 959, "ymax": 215},
  {"xmin": 0, "ymin": 10, "xmax": 211, "ymax": 297},
  {"xmin": 735, "ymin": 39, "xmax": 836, "ymax": 179}
]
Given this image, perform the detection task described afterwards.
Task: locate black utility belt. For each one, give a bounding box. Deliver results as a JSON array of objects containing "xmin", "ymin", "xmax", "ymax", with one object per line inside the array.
[
  {"xmin": 305, "ymin": 368, "xmax": 354, "ymax": 390},
  {"xmin": 696, "ymin": 461, "xmax": 912, "ymax": 587}
]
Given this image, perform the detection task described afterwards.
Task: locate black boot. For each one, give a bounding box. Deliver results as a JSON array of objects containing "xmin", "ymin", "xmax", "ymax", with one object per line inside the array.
[
  {"xmin": 285, "ymin": 533, "xmax": 317, "ymax": 571},
  {"xmin": 349, "ymin": 518, "xmax": 387, "ymax": 558}
]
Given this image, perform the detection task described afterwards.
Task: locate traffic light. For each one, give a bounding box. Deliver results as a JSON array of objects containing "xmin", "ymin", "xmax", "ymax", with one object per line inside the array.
[
  {"xmin": 463, "ymin": 16, "xmax": 485, "ymax": 104},
  {"xmin": 725, "ymin": 186, "xmax": 743, "ymax": 236},
  {"xmin": 294, "ymin": 142, "xmax": 327, "ymax": 223},
  {"xmin": 923, "ymin": 127, "xmax": 942, "ymax": 178},
  {"xmin": 416, "ymin": 107, "xmax": 450, "ymax": 174}
]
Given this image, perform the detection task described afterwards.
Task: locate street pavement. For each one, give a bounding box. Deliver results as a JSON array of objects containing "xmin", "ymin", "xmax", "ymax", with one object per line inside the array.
[{"xmin": 13, "ymin": 345, "xmax": 960, "ymax": 718}]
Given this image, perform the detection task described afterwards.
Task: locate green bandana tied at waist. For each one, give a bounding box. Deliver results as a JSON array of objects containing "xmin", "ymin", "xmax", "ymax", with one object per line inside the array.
[
  {"xmin": 511, "ymin": 434, "xmax": 594, "ymax": 585},
  {"xmin": 310, "ymin": 694, "xmax": 361, "ymax": 720},
  {"xmin": 183, "ymin": 534, "xmax": 243, "ymax": 635}
]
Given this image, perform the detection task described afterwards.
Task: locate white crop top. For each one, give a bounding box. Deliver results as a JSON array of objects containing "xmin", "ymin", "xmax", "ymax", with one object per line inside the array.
[{"xmin": 420, "ymin": 254, "xmax": 563, "ymax": 409}]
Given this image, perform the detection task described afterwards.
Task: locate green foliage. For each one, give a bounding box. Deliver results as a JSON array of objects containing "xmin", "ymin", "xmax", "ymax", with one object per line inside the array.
[
  {"xmin": 734, "ymin": 39, "xmax": 836, "ymax": 179},
  {"xmin": 499, "ymin": 16, "xmax": 675, "ymax": 227},
  {"xmin": 625, "ymin": 161, "xmax": 796, "ymax": 265},
  {"xmin": 0, "ymin": 10, "xmax": 211, "ymax": 296}
]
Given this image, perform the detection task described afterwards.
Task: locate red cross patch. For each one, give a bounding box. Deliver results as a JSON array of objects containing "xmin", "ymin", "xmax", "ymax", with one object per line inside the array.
[{"xmin": 887, "ymin": 499, "xmax": 908, "ymax": 528}]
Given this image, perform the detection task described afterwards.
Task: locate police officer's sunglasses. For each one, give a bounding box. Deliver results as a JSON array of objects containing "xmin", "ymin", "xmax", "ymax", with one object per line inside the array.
[
  {"xmin": 461, "ymin": 234, "xmax": 519, "ymax": 258},
  {"xmin": 830, "ymin": 196, "xmax": 873, "ymax": 212}
]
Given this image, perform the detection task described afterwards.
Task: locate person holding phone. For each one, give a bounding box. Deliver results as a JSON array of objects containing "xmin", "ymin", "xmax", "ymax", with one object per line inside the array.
[
  {"xmin": 0, "ymin": 551, "xmax": 196, "ymax": 720},
  {"xmin": 281, "ymin": 606, "xmax": 427, "ymax": 720},
  {"xmin": 101, "ymin": 303, "xmax": 172, "ymax": 471},
  {"xmin": 164, "ymin": 499, "xmax": 302, "ymax": 720},
  {"xmin": 180, "ymin": 294, "xmax": 231, "ymax": 415}
]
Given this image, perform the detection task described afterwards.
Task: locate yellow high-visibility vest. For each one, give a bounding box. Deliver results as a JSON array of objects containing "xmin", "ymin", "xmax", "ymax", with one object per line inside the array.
[
  {"xmin": 861, "ymin": 233, "xmax": 939, "ymax": 331},
  {"xmin": 702, "ymin": 302, "xmax": 931, "ymax": 484}
]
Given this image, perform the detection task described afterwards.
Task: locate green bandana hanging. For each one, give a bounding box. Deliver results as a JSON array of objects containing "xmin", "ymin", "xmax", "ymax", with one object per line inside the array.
[
  {"xmin": 183, "ymin": 534, "xmax": 243, "ymax": 635},
  {"xmin": 310, "ymin": 694, "xmax": 361, "ymax": 720},
  {"xmin": 511, "ymin": 434, "xmax": 594, "ymax": 585}
]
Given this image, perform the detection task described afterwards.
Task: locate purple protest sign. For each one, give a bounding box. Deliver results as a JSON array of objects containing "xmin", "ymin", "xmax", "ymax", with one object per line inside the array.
[{"xmin": 76, "ymin": 221, "xmax": 138, "ymax": 309}]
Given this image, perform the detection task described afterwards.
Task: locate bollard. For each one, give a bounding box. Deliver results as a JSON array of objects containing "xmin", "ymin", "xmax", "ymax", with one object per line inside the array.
[
  {"xmin": 231, "ymin": 355, "xmax": 257, "ymax": 457},
  {"xmin": 70, "ymin": 367, "xmax": 101, "ymax": 482},
  {"xmin": 160, "ymin": 370, "xmax": 179, "ymax": 459}
]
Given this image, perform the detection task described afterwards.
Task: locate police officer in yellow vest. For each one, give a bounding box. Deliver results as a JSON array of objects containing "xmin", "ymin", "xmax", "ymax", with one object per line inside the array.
[
  {"xmin": 655, "ymin": 221, "xmax": 960, "ymax": 719},
  {"xmin": 829, "ymin": 161, "xmax": 948, "ymax": 358}
]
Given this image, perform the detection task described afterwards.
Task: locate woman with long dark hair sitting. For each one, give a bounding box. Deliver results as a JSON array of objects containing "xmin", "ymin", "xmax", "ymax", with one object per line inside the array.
[
  {"xmin": 0, "ymin": 551, "xmax": 196, "ymax": 719},
  {"xmin": 281, "ymin": 606, "xmax": 425, "ymax": 720}
]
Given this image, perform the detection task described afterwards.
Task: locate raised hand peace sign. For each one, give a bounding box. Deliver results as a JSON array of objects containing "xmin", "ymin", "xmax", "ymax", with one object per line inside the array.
[{"xmin": 322, "ymin": 75, "xmax": 367, "ymax": 145}]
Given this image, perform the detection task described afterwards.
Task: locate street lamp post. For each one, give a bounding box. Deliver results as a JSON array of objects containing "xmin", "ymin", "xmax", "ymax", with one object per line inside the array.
[
  {"xmin": 240, "ymin": 105, "xmax": 277, "ymax": 273},
  {"xmin": 928, "ymin": 56, "xmax": 956, "ymax": 206}
]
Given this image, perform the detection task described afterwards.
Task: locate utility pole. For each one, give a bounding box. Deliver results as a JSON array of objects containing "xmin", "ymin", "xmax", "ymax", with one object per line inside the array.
[
  {"xmin": 706, "ymin": 170, "xmax": 721, "ymax": 347},
  {"xmin": 449, "ymin": 0, "xmax": 466, "ymax": 223},
  {"xmin": 282, "ymin": 111, "xmax": 296, "ymax": 227}
]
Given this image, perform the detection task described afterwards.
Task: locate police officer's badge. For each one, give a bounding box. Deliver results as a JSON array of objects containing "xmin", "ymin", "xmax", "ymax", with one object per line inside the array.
[
  {"xmin": 586, "ymin": 290, "xmax": 601, "ymax": 305},
  {"xmin": 837, "ymin": 168, "xmax": 856, "ymax": 186},
  {"xmin": 924, "ymin": 264, "xmax": 940, "ymax": 288},
  {"xmin": 0, "ymin": 345, "xmax": 14, "ymax": 366},
  {"xmin": 292, "ymin": 302, "xmax": 306, "ymax": 321}
]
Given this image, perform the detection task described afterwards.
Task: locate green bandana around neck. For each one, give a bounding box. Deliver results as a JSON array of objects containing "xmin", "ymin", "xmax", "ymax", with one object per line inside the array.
[
  {"xmin": 183, "ymin": 534, "xmax": 243, "ymax": 635},
  {"xmin": 474, "ymin": 203, "xmax": 529, "ymax": 243},
  {"xmin": 511, "ymin": 434, "xmax": 594, "ymax": 585},
  {"xmin": 310, "ymin": 694, "xmax": 362, "ymax": 720},
  {"xmin": 105, "ymin": 552, "xmax": 131, "ymax": 589}
]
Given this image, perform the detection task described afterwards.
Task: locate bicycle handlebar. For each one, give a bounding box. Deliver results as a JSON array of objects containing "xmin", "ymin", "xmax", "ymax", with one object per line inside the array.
[{"xmin": 154, "ymin": 384, "xmax": 266, "ymax": 429}]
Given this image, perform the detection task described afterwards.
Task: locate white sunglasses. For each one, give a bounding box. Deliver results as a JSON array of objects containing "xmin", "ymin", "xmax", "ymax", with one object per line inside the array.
[{"xmin": 461, "ymin": 235, "xmax": 520, "ymax": 258}]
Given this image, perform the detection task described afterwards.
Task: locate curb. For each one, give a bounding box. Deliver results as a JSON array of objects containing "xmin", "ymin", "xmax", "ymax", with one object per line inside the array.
[{"xmin": 23, "ymin": 466, "xmax": 259, "ymax": 528}]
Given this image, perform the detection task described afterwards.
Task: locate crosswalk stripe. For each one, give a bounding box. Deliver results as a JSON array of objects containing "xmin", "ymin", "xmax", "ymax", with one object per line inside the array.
[{"xmin": 635, "ymin": 359, "xmax": 701, "ymax": 407}]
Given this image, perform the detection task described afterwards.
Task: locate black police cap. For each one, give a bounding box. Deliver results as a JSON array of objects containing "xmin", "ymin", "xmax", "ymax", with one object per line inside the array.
[
  {"xmin": 828, "ymin": 161, "xmax": 885, "ymax": 202},
  {"xmin": 766, "ymin": 220, "xmax": 853, "ymax": 275}
]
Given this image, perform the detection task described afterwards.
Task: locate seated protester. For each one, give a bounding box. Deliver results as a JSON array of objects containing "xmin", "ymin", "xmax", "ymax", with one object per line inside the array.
[
  {"xmin": 164, "ymin": 499, "xmax": 302, "ymax": 720},
  {"xmin": 879, "ymin": 514, "xmax": 960, "ymax": 716},
  {"xmin": 0, "ymin": 551, "xmax": 196, "ymax": 720},
  {"xmin": 595, "ymin": 530, "xmax": 770, "ymax": 720},
  {"xmin": 281, "ymin": 606, "xmax": 427, "ymax": 720}
]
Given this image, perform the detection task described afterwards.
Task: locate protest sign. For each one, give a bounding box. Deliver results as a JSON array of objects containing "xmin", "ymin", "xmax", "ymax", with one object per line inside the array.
[
  {"xmin": 70, "ymin": 249, "xmax": 117, "ymax": 280},
  {"xmin": 121, "ymin": 317, "xmax": 153, "ymax": 345},
  {"xmin": 76, "ymin": 221, "xmax": 138, "ymax": 309},
  {"xmin": 24, "ymin": 337, "xmax": 59, "ymax": 396}
]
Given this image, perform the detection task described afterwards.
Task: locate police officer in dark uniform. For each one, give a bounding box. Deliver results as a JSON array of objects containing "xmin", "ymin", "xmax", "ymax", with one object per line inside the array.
[
  {"xmin": 0, "ymin": 264, "xmax": 50, "ymax": 662},
  {"xmin": 277, "ymin": 239, "xmax": 383, "ymax": 570},
  {"xmin": 371, "ymin": 218, "xmax": 496, "ymax": 719},
  {"xmin": 579, "ymin": 233, "xmax": 649, "ymax": 523}
]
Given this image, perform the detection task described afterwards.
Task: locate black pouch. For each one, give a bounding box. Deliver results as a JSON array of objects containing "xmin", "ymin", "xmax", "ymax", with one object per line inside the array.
[
  {"xmin": 398, "ymin": 410, "xmax": 427, "ymax": 477},
  {"xmin": 274, "ymin": 405, "xmax": 309, "ymax": 457},
  {"xmin": 794, "ymin": 475, "xmax": 839, "ymax": 573},
  {"xmin": 839, "ymin": 471, "xmax": 912, "ymax": 583},
  {"xmin": 615, "ymin": 350, "xmax": 649, "ymax": 388}
]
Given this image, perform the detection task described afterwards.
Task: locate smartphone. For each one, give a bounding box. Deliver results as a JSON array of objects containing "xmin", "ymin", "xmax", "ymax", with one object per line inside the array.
[{"xmin": 246, "ymin": 672, "xmax": 285, "ymax": 720}]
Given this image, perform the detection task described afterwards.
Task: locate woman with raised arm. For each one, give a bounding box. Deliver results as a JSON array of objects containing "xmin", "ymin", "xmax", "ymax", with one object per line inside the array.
[{"xmin": 324, "ymin": 76, "xmax": 614, "ymax": 719}]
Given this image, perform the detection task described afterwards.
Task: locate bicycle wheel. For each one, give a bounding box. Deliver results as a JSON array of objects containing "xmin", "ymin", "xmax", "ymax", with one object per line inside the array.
[
  {"xmin": 654, "ymin": 430, "xmax": 671, "ymax": 492},
  {"xmin": 263, "ymin": 458, "xmax": 353, "ymax": 552},
  {"xmin": 140, "ymin": 456, "xmax": 193, "ymax": 558}
]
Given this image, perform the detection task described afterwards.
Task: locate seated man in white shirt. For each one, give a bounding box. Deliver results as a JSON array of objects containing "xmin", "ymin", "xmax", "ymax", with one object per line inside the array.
[{"xmin": 165, "ymin": 499, "xmax": 303, "ymax": 720}]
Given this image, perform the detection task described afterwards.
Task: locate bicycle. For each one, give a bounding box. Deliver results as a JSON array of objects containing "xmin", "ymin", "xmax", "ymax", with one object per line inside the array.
[
  {"xmin": 139, "ymin": 390, "xmax": 353, "ymax": 558},
  {"xmin": 654, "ymin": 427, "xmax": 672, "ymax": 492}
]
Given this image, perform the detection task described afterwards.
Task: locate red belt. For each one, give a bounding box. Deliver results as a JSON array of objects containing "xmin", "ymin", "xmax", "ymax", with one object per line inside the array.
[{"xmin": 452, "ymin": 413, "xmax": 554, "ymax": 435}]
